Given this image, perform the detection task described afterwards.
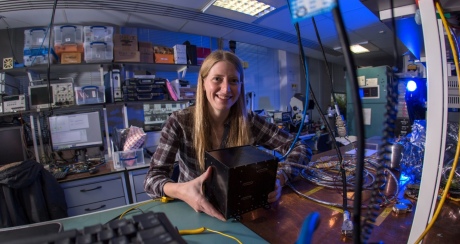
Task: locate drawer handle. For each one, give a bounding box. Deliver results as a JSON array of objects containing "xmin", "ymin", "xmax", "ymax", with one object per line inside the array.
[
  {"xmin": 84, "ymin": 205, "xmax": 106, "ymax": 212},
  {"xmin": 80, "ymin": 186, "xmax": 102, "ymax": 192}
]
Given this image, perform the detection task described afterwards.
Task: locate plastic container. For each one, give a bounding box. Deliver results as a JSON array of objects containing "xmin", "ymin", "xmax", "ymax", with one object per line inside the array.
[
  {"xmin": 23, "ymin": 54, "xmax": 56, "ymax": 66},
  {"xmin": 75, "ymin": 86, "xmax": 106, "ymax": 105},
  {"xmin": 53, "ymin": 25, "xmax": 83, "ymax": 45},
  {"xmin": 84, "ymin": 41, "xmax": 113, "ymax": 63},
  {"xmin": 24, "ymin": 28, "xmax": 50, "ymax": 48},
  {"xmin": 23, "ymin": 47, "xmax": 53, "ymax": 56},
  {"xmin": 84, "ymin": 26, "xmax": 114, "ymax": 43},
  {"xmin": 23, "ymin": 48, "xmax": 58, "ymax": 66},
  {"xmin": 112, "ymin": 148, "xmax": 145, "ymax": 170}
]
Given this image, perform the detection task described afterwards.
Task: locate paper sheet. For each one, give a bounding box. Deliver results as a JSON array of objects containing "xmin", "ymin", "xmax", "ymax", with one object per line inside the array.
[{"xmin": 363, "ymin": 108, "xmax": 371, "ymax": 125}]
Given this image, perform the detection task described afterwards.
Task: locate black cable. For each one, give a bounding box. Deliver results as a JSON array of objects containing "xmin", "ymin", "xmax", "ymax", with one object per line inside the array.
[
  {"xmin": 361, "ymin": 1, "xmax": 400, "ymax": 242},
  {"xmin": 331, "ymin": 4, "xmax": 365, "ymax": 244},
  {"xmin": 312, "ymin": 17, "xmax": 338, "ymax": 104},
  {"xmin": 47, "ymin": 0, "xmax": 58, "ymax": 115},
  {"xmin": 311, "ymin": 16, "xmax": 348, "ymax": 212}
]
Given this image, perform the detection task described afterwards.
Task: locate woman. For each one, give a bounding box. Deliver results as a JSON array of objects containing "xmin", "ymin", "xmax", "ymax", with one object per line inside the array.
[{"xmin": 144, "ymin": 50, "xmax": 311, "ymax": 221}]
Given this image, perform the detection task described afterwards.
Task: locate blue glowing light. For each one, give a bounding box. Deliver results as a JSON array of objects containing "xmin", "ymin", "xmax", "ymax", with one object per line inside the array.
[{"xmin": 407, "ymin": 80, "xmax": 417, "ymax": 92}]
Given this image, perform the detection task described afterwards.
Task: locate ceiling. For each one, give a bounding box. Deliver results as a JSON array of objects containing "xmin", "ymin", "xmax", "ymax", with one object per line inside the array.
[{"xmin": 0, "ymin": 0, "xmax": 454, "ymax": 67}]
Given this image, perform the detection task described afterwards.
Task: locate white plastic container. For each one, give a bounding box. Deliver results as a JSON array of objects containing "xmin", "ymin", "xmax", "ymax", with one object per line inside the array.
[
  {"xmin": 75, "ymin": 85, "xmax": 106, "ymax": 105},
  {"xmin": 53, "ymin": 25, "xmax": 84, "ymax": 45},
  {"xmin": 84, "ymin": 41, "xmax": 113, "ymax": 63},
  {"xmin": 84, "ymin": 26, "xmax": 114, "ymax": 43},
  {"xmin": 112, "ymin": 148, "xmax": 145, "ymax": 170},
  {"xmin": 24, "ymin": 28, "xmax": 50, "ymax": 48}
]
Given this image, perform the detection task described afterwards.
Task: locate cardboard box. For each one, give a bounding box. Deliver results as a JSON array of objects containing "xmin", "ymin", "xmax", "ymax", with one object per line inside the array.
[
  {"xmin": 114, "ymin": 49, "xmax": 140, "ymax": 62},
  {"xmin": 154, "ymin": 53, "xmax": 174, "ymax": 64},
  {"xmin": 113, "ymin": 34, "xmax": 138, "ymax": 51},
  {"xmin": 140, "ymin": 51, "xmax": 154, "ymax": 63},
  {"xmin": 173, "ymin": 44, "xmax": 186, "ymax": 55},
  {"xmin": 138, "ymin": 41, "xmax": 153, "ymax": 53},
  {"xmin": 54, "ymin": 43, "xmax": 84, "ymax": 55},
  {"xmin": 61, "ymin": 52, "xmax": 82, "ymax": 64},
  {"xmin": 175, "ymin": 57, "xmax": 187, "ymax": 64},
  {"xmin": 174, "ymin": 45, "xmax": 187, "ymax": 64},
  {"xmin": 154, "ymin": 46, "xmax": 174, "ymax": 64}
]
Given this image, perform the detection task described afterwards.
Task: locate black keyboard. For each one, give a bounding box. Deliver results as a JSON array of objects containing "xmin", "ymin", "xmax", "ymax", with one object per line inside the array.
[
  {"xmin": 7, "ymin": 211, "xmax": 187, "ymax": 244},
  {"xmin": 53, "ymin": 171, "xmax": 67, "ymax": 180}
]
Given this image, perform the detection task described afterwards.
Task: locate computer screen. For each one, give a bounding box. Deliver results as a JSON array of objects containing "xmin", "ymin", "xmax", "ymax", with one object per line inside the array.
[
  {"xmin": 48, "ymin": 110, "xmax": 104, "ymax": 151},
  {"xmin": 0, "ymin": 126, "xmax": 27, "ymax": 165}
]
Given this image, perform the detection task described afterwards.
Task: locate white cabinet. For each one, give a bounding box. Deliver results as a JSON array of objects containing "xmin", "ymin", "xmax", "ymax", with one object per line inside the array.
[
  {"xmin": 128, "ymin": 167, "xmax": 151, "ymax": 203},
  {"xmin": 60, "ymin": 172, "xmax": 129, "ymax": 217}
]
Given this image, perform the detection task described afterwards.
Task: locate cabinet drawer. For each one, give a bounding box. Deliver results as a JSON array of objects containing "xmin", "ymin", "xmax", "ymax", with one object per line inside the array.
[
  {"xmin": 133, "ymin": 172, "xmax": 147, "ymax": 194},
  {"xmin": 62, "ymin": 178, "xmax": 125, "ymax": 207},
  {"xmin": 67, "ymin": 197, "xmax": 127, "ymax": 217}
]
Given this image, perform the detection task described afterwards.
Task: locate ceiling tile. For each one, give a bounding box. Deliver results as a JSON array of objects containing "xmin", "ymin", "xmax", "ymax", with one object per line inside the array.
[
  {"xmin": 180, "ymin": 20, "xmax": 235, "ymax": 38},
  {"xmin": 127, "ymin": 13, "xmax": 188, "ymax": 32},
  {"xmin": 0, "ymin": 9, "xmax": 55, "ymax": 28},
  {"xmin": 144, "ymin": 0, "xmax": 210, "ymax": 10},
  {"xmin": 341, "ymin": 7, "xmax": 381, "ymax": 30},
  {"xmin": 64, "ymin": 9, "xmax": 130, "ymax": 26}
]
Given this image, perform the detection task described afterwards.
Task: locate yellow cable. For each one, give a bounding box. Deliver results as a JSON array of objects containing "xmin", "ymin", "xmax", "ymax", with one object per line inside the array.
[
  {"xmin": 118, "ymin": 196, "xmax": 174, "ymax": 219},
  {"xmin": 179, "ymin": 227, "xmax": 206, "ymax": 235},
  {"xmin": 414, "ymin": 1, "xmax": 460, "ymax": 243},
  {"xmin": 448, "ymin": 196, "xmax": 460, "ymax": 202},
  {"xmin": 178, "ymin": 227, "xmax": 243, "ymax": 244},
  {"xmin": 117, "ymin": 198, "xmax": 241, "ymax": 243},
  {"xmin": 206, "ymin": 228, "xmax": 243, "ymax": 244}
]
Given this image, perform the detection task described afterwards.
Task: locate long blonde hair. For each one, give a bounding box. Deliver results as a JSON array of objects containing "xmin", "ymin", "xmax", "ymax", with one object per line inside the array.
[{"xmin": 193, "ymin": 50, "xmax": 251, "ymax": 171}]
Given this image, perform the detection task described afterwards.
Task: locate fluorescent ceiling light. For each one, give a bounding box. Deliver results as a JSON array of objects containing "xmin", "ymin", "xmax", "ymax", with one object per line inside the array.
[
  {"xmin": 334, "ymin": 42, "xmax": 372, "ymax": 54},
  {"xmin": 213, "ymin": 0, "xmax": 276, "ymax": 17},
  {"xmin": 349, "ymin": 44, "xmax": 370, "ymax": 54},
  {"xmin": 201, "ymin": 0, "xmax": 218, "ymax": 13}
]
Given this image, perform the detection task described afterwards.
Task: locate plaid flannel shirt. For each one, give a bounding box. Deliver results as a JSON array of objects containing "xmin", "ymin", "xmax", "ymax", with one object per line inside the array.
[{"xmin": 144, "ymin": 107, "xmax": 312, "ymax": 198}]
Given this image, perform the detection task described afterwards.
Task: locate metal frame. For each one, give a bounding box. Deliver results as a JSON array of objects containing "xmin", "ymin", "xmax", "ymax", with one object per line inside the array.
[{"xmin": 408, "ymin": 1, "xmax": 449, "ymax": 242}]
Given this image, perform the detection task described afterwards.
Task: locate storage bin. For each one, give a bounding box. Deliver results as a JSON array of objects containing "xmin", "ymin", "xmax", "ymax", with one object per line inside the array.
[
  {"xmin": 23, "ymin": 48, "xmax": 58, "ymax": 66},
  {"xmin": 23, "ymin": 47, "xmax": 53, "ymax": 56},
  {"xmin": 84, "ymin": 26, "xmax": 114, "ymax": 43},
  {"xmin": 53, "ymin": 25, "xmax": 83, "ymax": 45},
  {"xmin": 112, "ymin": 148, "xmax": 145, "ymax": 170},
  {"xmin": 84, "ymin": 41, "xmax": 113, "ymax": 63},
  {"xmin": 24, "ymin": 28, "xmax": 50, "ymax": 48},
  {"xmin": 75, "ymin": 86, "xmax": 106, "ymax": 105}
]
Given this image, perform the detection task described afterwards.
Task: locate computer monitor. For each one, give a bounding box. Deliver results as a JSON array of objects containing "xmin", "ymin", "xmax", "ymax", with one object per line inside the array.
[
  {"xmin": 0, "ymin": 126, "xmax": 27, "ymax": 165},
  {"xmin": 29, "ymin": 85, "xmax": 53, "ymax": 109},
  {"xmin": 48, "ymin": 110, "xmax": 104, "ymax": 161}
]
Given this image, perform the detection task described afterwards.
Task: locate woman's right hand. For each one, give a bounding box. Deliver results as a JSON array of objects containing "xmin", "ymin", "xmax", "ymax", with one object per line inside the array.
[{"xmin": 164, "ymin": 167, "xmax": 226, "ymax": 221}]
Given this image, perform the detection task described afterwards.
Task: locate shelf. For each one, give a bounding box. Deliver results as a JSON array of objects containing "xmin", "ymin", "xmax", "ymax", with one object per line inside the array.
[{"xmin": 0, "ymin": 63, "xmax": 201, "ymax": 76}]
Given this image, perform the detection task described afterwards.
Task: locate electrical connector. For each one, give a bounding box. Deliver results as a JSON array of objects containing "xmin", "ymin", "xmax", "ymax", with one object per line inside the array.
[
  {"xmin": 341, "ymin": 210, "xmax": 353, "ymax": 238},
  {"xmin": 161, "ymin": 196, "xmax": 175, "ymax": 203}
]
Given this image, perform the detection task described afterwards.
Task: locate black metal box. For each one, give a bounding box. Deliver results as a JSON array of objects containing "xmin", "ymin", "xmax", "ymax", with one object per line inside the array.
[{"xmin": 204, "ymin": 145, "xmax": 279, "ymax": 219}]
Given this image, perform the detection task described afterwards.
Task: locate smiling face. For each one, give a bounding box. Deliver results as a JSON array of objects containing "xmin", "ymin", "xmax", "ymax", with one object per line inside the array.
[{"xmin": 203, "ymin": 60, "xmax": 241, "ymax": 115}]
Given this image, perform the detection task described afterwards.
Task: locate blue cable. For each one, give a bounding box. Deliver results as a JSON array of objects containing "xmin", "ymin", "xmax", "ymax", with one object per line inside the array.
[{"xmin": 295, "ymin": 212, "xmax": 320, "ymax": 244}]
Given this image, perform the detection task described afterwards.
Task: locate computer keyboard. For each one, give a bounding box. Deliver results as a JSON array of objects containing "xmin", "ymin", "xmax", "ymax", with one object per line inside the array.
[
  {"xmin": 53, "ymin": 170, "xmax": 68, "ymax": 180},
  {"xmin": 8, "ymin": 211, "xmax": 186, "ymax": 244}
]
